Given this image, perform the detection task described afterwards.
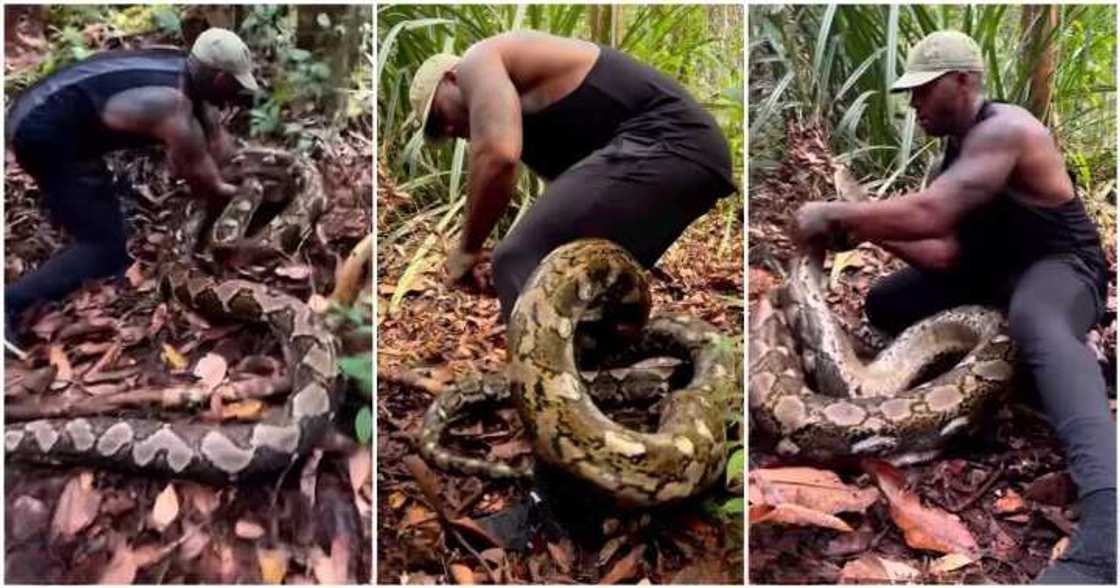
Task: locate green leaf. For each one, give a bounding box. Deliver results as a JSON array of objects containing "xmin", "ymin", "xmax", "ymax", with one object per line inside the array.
[
  {"xmin": 355, "ymin": 406, "xmax": 372, "ymax": 444},
  {"xmin": 152, "ymin": 7, "xmax": 181, "ymax": 34},
  {"xmin": 719, "ymin": 497, "xmax": 745, "ymax": 516},
  {"xmin": 339, "ymin": 354, "xmax": 373, "ymax": 397},
  {"xmin": 725, "ymin": 448, "xmax": 745, "ymax": 483},
  {"xmin": 289, "ymin": 48, "xmax": 312, "ymax": 62}
]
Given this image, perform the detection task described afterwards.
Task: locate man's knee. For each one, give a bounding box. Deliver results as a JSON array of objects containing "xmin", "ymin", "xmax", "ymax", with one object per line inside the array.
[
  {"xmin": 89, "ymin": 237, "xmax": 130, "ymax": 277},
  {"xmin": 1008, "ymin": 297, "xmax": 1085, "ymax": 365},
  {"xmin": 492, "ymin": 237, "xmax": 542, "ymax": 320},
  {"xmin": 864, "ymin": 280, "xmax": 903, "ymax": 334}
]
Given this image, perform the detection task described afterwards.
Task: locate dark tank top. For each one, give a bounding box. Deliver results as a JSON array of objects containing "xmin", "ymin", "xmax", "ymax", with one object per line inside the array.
[
  {"xmin": 945, "ymin": 101, "xmax": 1108, "ymax": 295},
  {"xmin": 519, "ymin": 46, "xmax": 735, "ymax": 193},
  {"xmin": 7, "ymin": 49, "xmax": 187, "ymax": 160}
]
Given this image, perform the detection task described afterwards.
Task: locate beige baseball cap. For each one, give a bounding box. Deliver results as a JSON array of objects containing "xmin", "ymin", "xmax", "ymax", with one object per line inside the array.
[
  {"xmin": 891, "ymin": 30, "xmax": 983, "ymax": 92},
  {"xmin": 191, "ymin": 28, "xmax": 259, "ymax": 92},
  {"xmin": 409, "ymin": 53, "xmax": 461, "ymax": 138}
]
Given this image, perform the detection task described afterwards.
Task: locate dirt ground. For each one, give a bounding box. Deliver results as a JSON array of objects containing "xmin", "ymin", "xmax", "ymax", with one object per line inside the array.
[
  {"xmin": 376, "ymin": 165, "xmax": 745, "ymax": 584},
  {"xmin": 3, "ymin": 135, "xmax": 373, "ymax": 585},
  {"xmin": 747, "ymin": 121, "xmax": 1118, "ymax": 584}
]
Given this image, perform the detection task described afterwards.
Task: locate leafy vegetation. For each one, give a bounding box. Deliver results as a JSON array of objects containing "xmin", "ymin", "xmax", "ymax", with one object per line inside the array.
[
  {"xmin": 377, "ymin": 5, "xmax": 743, "ymax": 291},
  {"xmin": 749, "ymin": 5, "xmax": 1116, "ymax": 196},
  {"xmin": 6, "ymin": 6, "xmax": 373, "ymax": 154}
]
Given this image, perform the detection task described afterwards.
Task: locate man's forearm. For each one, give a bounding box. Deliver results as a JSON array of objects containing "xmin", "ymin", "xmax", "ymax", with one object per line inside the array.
[
  {"xmin": 832, "ymin": 194, "xmax": 954, "ymax": 243},
  {"xmin": 878, "ymin": 237, "xmax": 960, "ymax": 272},
  {"xmin": 182, "ymin": 156, "xmax": 231, "ymax": 201},
  {"xmin": 460, "ymin": 151, "xmax": 518, "ymax": 253}
]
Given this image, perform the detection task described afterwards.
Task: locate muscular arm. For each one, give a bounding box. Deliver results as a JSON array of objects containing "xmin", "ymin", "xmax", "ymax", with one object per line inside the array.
[
  {"xmin": 102, "ymin": 87, "xmax": 236, "ymax": 200},
  {"xmin": 196, "ymin": 102, "xmax": 236, "ymax": 163},
  {"xmin": 879, "ymin": 236, "xmax": 960, "ymax": 272},
  {"xmin": 159, "ymin": 112, "xmax": 237, "ymax": 200},
  {"xmin": 829, "ymin": 119, "xmax": 1023, "ymax": 242},
  {"xmin": 456, "ymin": 43, "xmax": 523, "ymax": 254}
]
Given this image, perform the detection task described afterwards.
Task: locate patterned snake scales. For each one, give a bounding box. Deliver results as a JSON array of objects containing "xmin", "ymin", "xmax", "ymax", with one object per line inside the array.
[
  {"xmin": 6, "ymin": 148, "xmax": 339, "ymax": 482},
  {"xmin": 419, "ymin": 240, "xmax": 736, "ymax": 506},
  {"xmin": 749, "ymin": 252, "xmax": 1016, "ymax": 464}
]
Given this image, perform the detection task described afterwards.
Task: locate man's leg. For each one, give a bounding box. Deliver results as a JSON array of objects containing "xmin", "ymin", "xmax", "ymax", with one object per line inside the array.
[
  {"xmin": 6, "ymin": 159, "xmax": 131, "ymax": 327},
  {"xmin": 492, "ymin": 141, "xmax": 726, "ymax": 322},
  {"xmin": 1009, "ymin": 258, "xmax": 1116, "ymax": 583},
  {"xmin": 864, "ymin": 266, "xmax": 978, "ymax": 334}
]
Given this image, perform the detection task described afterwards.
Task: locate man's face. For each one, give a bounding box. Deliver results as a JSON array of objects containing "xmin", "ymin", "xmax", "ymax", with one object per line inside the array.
[
  {"xmin": 198, "ymin": 68, "xmax": 249, "ymax": 106},
  {"xmin": 909, "ymin": 72, "xmax": 968, "ymax": 137},
  {"xmin": 425, "ymin": 76, "xmax": 469, "ymax": 141}
]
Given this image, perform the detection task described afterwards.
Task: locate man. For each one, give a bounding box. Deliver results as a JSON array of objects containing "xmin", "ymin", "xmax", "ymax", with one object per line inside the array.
[
  {"xmin": 795, "ymin": 31, "xmax": 1115, "ymax": 583},
  {"xmin": 5, "ymin": 27, "xmax": 258, "ymax": 341},
  {"xmin": 409, "ymin": 31, "xmax": 736, "ymax": 323}
]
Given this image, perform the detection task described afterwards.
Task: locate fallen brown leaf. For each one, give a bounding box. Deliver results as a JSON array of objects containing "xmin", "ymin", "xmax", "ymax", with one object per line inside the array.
[
  {"xmin": 749, "ymin": 503, "xmax": 853, "ymax": 532},
  {"xmin": 311, "ymin": 535, "xmax": 353, "ymax": 584},
  {"xmin": 348, "ymin": 447, "xmax": 372, "ymax": 496},
  {"xmin": 49, "ymin": 344, "xmax": 73, "ymax": 382},
  {"xmin": 449, "ymin": 563, "xmax": 475, "ymax": 585},
  {"xmin": 275, "ymin": 264, "xmax": 312, "ymax": 280},
  {"xmin": 50, "ymin": 471, "xmax": 101, "ymax": 540},
  {"xmin": 149, "ymin": 483, "xmax": 180, "ymax": 533},
  {"xmin": 193, "ymin": 353, "xmax": 228, "ymax": 393},
  {"xmin": 600, "ymin": 544, "xmax": 647, "ymax": 584},
  {"xmin": 863, "ymin": 459, "xmax": 979, "ymax": 556},
  {"xmin": 749, "ymin": 467, "xmax": 880, "ymax": 514},
  {"xmin": 929, "ymin": 552, "xmax": 976, "ymax": 574},
  {"xmin": 222, "ymin": 399, "xmax": 264, "ymax": 421},
  {"xmin": 161, "ymin": 343, "xmax": 189, "ymax": 370},
  {"xmin": 994, "ymin": 489, "xmax": 1026, "ymax": 514},
  {"xmin": 98, "ymin": 537, "xmax": 180, "ymax": 584},
  {"xmin": 258, "ymin": 546, "xmax": 290, "ymax": 584},
  {"xmin": 235, "ymin": 519, "xmax": 266, "ymax": 540},
  {"xmin": 839, "ymin": 554, "xmax": 920, "ymax": 583}
]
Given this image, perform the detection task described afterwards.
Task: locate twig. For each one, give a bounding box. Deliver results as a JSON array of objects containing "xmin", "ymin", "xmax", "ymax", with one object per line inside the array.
[
  {"xmin": 5, "ymin": 375, "xmax": 288, "ymax": 419},
  {"xmin": 329, "ymin": 232, "xmax": 372, "ymax": 307},
  {"xmin": 379, "ymin": 367, "xmax": 449, "ymax": 395},
  {"xmin": 4, "ymin": 338, "xmax": 28, "ymax": 361},
  {"xmin": 949, "ymin": 464, "xmax": 1004, "ymax": 513}
]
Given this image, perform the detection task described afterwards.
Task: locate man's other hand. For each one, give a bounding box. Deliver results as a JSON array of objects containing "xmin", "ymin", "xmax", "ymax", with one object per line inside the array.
[
  {"xmin": 214, "ymin": 180, "xmax": 239, "ymax": 199},
  {"xmin": 444, "ymin": 248, "xmax": 493, "ymax": 293},
  {"xmin": 795, "ymin": 201, "xmax": 853, "ymax": 252}
]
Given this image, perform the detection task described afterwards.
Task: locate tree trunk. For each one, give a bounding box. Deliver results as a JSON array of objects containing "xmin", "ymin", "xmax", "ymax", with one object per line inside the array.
[
  {"xmin": 589, "ymin": 5, "xmax": 611, "ymax": 45},
  {"xmin": 1021, "ymin": 5, "xmax": 1058, "ymax": 126},
  {"xmin": 181, "ymin": 6, "xmax": 238, "ymax": 47},
  {"xmin": 295, "ymin": 5, "xmax": 365, "ymax": 120}
]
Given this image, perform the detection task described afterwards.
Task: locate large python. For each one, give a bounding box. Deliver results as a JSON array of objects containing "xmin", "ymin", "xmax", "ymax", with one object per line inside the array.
[
  {"xmin": 749, "ymin": 252, "xmax": 1015, "ymax": 464},
  {"xmin": 418, "ymin": 239, "xmax": 735, "ymax": 506},
  {"xmin": 5, "ymin": 148, "xmax": 339, "ymax": 482}
]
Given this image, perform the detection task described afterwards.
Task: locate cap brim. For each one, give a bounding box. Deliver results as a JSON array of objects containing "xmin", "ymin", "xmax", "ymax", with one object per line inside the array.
[
  {"xmin": 890, "ymin": 70, "xmax": 947, "ymax": 93},
  {"xmin": 418, "ymin": 85, "xmax": 441, "ymax": 143},
  {"xmin": 234, "ymin": 71, "xmax": 259, "ymax": 93}
]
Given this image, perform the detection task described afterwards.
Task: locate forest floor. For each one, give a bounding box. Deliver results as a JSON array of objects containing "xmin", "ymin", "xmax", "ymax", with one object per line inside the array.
[
  {"xmin": 4, "ymin": 17, "xmax": 373, "ymax": 584},
  {"xmin": 376, "ymin": 164, "xmax": 745, "ymax": 584},
  {"xmin": 747, "ymin": 122, "xmax": 1117, "ymax": 584}
]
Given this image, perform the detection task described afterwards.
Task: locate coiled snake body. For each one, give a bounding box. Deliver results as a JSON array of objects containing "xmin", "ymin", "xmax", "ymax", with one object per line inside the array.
[
  {"xmin": 6, "ymin": 148, "xmax": 338, "ymax": 482},
  {"xmin": 419, "ymin": 239, "xmax": 735, "ymax": 506},
  {"xmin": 749, "ymin": 253, "xmax": 1015, "ymax": 464}
]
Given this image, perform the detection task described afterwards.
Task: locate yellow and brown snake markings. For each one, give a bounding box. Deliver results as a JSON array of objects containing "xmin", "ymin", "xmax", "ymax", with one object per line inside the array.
[
  {"xmin": 6, "ymin": 148, "xmax": 338, "ymax": 482},
  {"xmin": 749, "ymin": 253, "xmax": 1015, "ymax": 464},
  {"xmin": 419, "ymin": 239, "xmax": 736, "ymax": 507}
]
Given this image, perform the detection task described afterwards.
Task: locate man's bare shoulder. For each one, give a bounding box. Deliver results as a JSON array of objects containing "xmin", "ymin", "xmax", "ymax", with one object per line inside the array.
[
  {"xmin": 102, "ymin": 86, "xmax": 191, "ymax": 134},
  {"xmin": 981, "ymin": 103, "xmax": 1053, "ymax": 140},
  {"xmin": 465, "ymin": 31, "xmax": 595, "ymax": 63},
  {"xmin": 968, "ymin": 103, "xmax": 1053, "ymax": 151}
]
